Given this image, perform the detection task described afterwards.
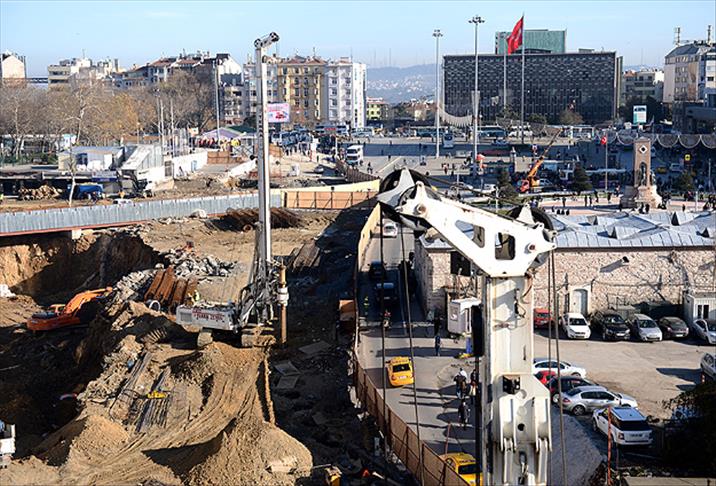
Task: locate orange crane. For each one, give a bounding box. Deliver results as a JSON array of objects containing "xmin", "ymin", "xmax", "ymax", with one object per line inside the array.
[
  {"xmin": 517, "ymin": 128, "xmax": 563, "ymax": 193},
  {"xmin": 27, "ymin": 287, "xmax": 113, "ymax": 331}
]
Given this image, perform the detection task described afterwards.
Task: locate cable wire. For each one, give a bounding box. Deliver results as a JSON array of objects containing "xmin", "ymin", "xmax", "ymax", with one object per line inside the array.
[
  {"xmin": 379, "ymin": 209, "xmax": 388, "ymax": 461},
  {"xmin": 399, "ymin": 225, "xmax": 425, "ymax": 485},
  {"xmin": 550, "ymin": 251, "xmax": 568, "ymax": 485}
]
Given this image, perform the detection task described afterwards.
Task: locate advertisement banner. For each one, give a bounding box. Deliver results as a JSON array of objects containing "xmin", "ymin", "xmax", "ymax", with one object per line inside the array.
[
  {"xmin": 267, "ymin": 103, "xmax": 290, "ymax": 123},
  {"xmin": 633, "ymin": 105, "xmax": 647, "ymax": 124}
]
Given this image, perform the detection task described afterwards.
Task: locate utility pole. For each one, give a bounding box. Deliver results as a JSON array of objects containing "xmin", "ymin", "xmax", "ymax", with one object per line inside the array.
[
  {"xmin": 469, "ymin": 15, "xmax": 485, "ymax": 180},
  {"xmin": 214, "ymin": 59, "xmax": 221, "ymax": 148},
  {"xmin": 433, "ymin": 29, "xmax": 443, "ymax": 158}
]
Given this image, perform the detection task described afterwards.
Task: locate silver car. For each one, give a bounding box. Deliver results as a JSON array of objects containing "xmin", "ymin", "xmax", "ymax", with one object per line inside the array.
[
  {"xmin": 560, "ymin": 385, "xmax": 638, "ymax": 416},
  {"xmin": 629, "ymin": 314, "xmax": 662, "ymax": 342}
]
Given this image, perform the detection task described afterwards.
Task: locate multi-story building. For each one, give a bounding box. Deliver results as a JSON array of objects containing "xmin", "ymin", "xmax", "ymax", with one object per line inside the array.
[
  {"xmin": 276, "ymin": 56, "xmax": 325, "ymax": 128},
  {"xmin": 443, "ymin": 51, "xmax": 620, "ymax": 124},
  {"xmin": 47, "ymin": 57, "xmax": 120, "ymax": 88},
  {"xmin": 322, "ymin": 58, "xmax": 366, "ymax": 129},
  {"xmin": 1, "ymin": 51, "xmax": 26, "ymax": 83},
  {"xmin": 621, "ymin": 69, "xmax": 664, "ymax": 104},
  {"xmin": 663, "ymin": 41, "xmax": 714, "ymax": 104},
  {"xmin": 367, "ymin": 97, "xmax": 390, "ymax": 121},
  {"xmin": 698, "ymin": 45, "xmax": 716, "ymax": 103},
  {"xmin": 238, "ymin": 55, "xmax": 280, "ymax": 122},
  {"xmin": 494, "ymin": 29, "xmax": 566, "ymax": 55}
]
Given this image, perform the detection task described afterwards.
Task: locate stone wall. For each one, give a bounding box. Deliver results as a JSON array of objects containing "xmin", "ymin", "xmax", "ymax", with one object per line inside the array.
[{"xmin": 416, "ymin": 242, "xmax": 715, "ymax": 316}]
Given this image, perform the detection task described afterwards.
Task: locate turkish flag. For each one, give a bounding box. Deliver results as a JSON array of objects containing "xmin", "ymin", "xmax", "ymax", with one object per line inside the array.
[
  {"xmin": 507, "ymin": 16, "xmax": 524, "ymax": 55},
  {"xmin": 600, "ymin": 136, "xmax": 607, "ymax": 145}
]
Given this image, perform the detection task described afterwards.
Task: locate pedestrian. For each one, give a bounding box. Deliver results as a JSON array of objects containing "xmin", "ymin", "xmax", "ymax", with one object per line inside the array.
[
  {"xmin": 584, "ymin": 195, "xmax": 588, "ymax": 207},
  {"xmin": 561, "ymin": 196, "xmax": 566, "ymax": 208},
  {"xmin": 469, "ymin": 378, "xmax": 477, "ymax": 405},
  {"xmin": 434, "ymin": 333, "xmax": 442, "ymax": 356},
  {"xmin": 458, "ymin": 399, "xmax": 470, "ymax": 429},
  {"xmin": 607, "ymin": 192, "xmax": 612, "ymax": 203},
  {"xmin": 433, "ymin": 315, "xmax": 440, "ymax": 337},
  {"xmin": 454, "ymin": 370, "xmax": 467, "ymax": 398}
]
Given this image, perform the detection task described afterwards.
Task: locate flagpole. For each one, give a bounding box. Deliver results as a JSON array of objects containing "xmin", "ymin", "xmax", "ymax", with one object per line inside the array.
[
  {"xmin": 503, "ymin": 36, "xmax": 507, "ymax": 113},
  {"xmin": 520, "ymin": 14, "xmax": 525, "ymax": 145},
  {"xmin": 604, "ymin": 137, "xmax": 608, "ymax": 196}
]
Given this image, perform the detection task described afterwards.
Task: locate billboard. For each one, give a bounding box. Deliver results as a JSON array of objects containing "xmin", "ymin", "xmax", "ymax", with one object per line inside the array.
[
  {"xmin": 633, "ymin": 105, "xmax": 647, "ymax": 124},
  {"xmin": 267, "ymin": 103, "xmax": 290, "ymax": 123}
]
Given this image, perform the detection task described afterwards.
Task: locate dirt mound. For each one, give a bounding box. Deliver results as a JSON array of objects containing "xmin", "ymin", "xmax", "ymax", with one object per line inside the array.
[
  {"xmin": 37, "ymin": 414, "xmax": 129, "ymax": 467},
  {"xmin": 186, "ymin": 415, "xmax": 312, "ymax": 486}
]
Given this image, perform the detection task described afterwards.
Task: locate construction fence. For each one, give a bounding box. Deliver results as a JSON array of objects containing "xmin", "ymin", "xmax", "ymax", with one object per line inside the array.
[
  {"xmin": 335, "ymin": 159, "xmax": 380, "ymax": 183},
  {"xmin": 283, "ymin": 190, "xmax": 377, "ymax": 209},
  {"xmin": 354, "ymin": 360, "xmax": 468, "ymax": 486}
]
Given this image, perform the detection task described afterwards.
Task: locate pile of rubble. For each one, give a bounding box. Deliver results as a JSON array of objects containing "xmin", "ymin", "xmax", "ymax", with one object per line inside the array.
[
  {"xmin": 163, "ymin": 250, "xmax": 234, "ymax": 278},
  {"xmin": 224, "ymin": 208, "xmax": 303, "ymax": 232},
  {"xmin": 18, "ymin": 185, "xmax": 61, "ymax": 200}
]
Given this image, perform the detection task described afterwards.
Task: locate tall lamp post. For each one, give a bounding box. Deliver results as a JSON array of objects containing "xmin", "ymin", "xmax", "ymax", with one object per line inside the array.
[
  {"xmin": 469, "ymin": 15, "xmax": 485, "ymax": 185},
  {"xmin": 433, "ymin": 29, "xmax": 443, "ymax": 158}
]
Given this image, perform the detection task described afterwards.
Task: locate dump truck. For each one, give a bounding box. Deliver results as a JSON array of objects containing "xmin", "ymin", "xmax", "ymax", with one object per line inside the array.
[{"xmin": 27, "ymin": 287, "xmax": 113, "ymax": 331}]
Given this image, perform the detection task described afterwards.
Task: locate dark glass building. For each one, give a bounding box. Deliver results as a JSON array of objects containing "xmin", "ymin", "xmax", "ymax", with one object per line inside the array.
[{"xmin": 443, "ymin": 51, "xmax": 621, "ymax": 124}]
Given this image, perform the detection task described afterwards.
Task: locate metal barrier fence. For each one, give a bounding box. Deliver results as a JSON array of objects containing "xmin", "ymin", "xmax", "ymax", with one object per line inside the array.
[
  {"xmin": 354, "ymin": 361, "xmax": 468, "ymax": 486},
  {"xmin": 0, "ymin": 193, "xmax": 281, "ymax": 236},
  {"xmin": 284, "ymin": 190, "xmax": 377, "ymax": 210}
]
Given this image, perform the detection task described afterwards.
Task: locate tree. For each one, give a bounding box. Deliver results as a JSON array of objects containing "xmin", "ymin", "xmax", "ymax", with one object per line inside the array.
[
  {"xmin": 559, "ymin": 108, "xmax": 584, "ymax": 125},
  {"xmin": 0, "ymin": 85, "xmax": 47, "ymax": 160},
  {"xmin": 665, "ymin": 382, "xmax": 716, "ymax": 474},
  {"xmin": 527, "ymin": 113, "xmax": 548, "ymax": 125},
  {"xmin": 618, "ymin": 95, "xmax": 665, "ymax": 124},
  {"xmin": 673, "ymin": 171, "xmax": 694, "ymax": 192},
  {"xmin": 571, "ymin": 164, "xmax": 592, "ymax": 194},
  {"xmin": 159, "ymin": 69, "xmax": 215, "ymax": 131},
  {"xmin": 497, "ymin": 168, "xmax": 518, "ymax": 201}
]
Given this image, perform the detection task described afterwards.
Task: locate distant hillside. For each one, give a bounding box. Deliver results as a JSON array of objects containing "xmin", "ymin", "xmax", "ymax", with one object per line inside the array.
[{"xmin": 367, "ymin": 64, "xmax": 436, "ymax": 103}]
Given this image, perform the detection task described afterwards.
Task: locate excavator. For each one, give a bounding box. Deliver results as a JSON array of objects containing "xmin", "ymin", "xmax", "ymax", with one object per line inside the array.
[
  {"xmin": 27, "ymin": 287, "xmax": 112, "ymax": 332},
  {"xmin": 517, "ymin": 129, "xmax": 562, "ymax": 193}
]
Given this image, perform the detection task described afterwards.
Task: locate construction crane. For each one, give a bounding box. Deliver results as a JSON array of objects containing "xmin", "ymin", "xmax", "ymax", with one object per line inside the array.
[
  {"xmin": 175, "ymin": 32, "xmax": 289, "ymax": 347},
  {"xmin": 517, "ymin": 129, "xmax": 562, "ymax": 193},
  {"xmin": 378, "ymin": 168, "xmax": 556, "ymax": 486},
  {"xmin": 27, "ymin": 287, "xmax": 113, "ymax": 332}
]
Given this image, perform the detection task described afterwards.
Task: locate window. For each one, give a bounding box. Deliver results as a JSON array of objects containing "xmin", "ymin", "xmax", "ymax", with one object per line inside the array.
[{"xmin": 303, "ymin": 88, "xmax": 308, "ymax": 96}]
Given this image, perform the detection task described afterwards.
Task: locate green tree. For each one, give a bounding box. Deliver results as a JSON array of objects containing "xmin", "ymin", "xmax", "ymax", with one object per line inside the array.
[
  {"xmin": 497, "ymin": 168, "xmax": 518, "ymax": 201},
  {"xmin": 559, "ymin": 108, "xmax": 584, "ymax": 125},
  {"xmin": 527, "ymin": 113, "xmax": 548, "ymax": 124},
  {"xmin": 673, "ymin": 171, "xmax": 694, "ymax": 192},
  {"xmin": 665, "ymin": 382, "xmax": 716, "ymax": 474},
  {"xmin": 618, "ymin": 96, "xmax": 666, "ymax": 124},
  {"xmin": 571, "ymin": 164, "xmax": 592, "ymax": 194}
]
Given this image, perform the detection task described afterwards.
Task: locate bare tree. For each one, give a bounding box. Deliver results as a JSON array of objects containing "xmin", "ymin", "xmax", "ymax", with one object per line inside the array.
[{"xmin": 0, "ymin": 84, "xmax": 46, "ymax": 161}]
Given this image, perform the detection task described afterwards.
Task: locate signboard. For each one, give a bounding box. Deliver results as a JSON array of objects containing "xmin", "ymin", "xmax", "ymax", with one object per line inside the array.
[
  {"xmin": 633, "ymin": 105, "xmax": 647, "ymax": 124},
  {"xmin": 685, "ymin": 154, "xmax": 691, "ymax": 162},
  {"xmin": 267, "ymin": 103, "xmax": 290, "ymax": 123}
]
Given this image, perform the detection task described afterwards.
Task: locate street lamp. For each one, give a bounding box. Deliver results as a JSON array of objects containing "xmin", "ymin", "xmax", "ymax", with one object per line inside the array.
[
  {"xmin": 433, "ymin": 29, "xmax": 443, "ymax": 158},
  {"xmin": 469, "ymin": 15, "xmax": 485, "ymax": 177}
]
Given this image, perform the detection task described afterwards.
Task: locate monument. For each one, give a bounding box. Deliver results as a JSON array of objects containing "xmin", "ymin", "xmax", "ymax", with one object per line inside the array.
[{"xmin": 620, "ymin": 138, "xmax": 662, "ymax": 209}]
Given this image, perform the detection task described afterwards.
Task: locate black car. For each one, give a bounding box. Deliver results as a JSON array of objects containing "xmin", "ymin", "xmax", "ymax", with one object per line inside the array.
[
  {"xmin": 547, "ymin": 376, "xmax": 594, "ymax": 404},
  {"xmin": 591, "ymin": 310, "xmax": 631, "ymax": 341},
  {"xmin": 373, "ymin": 282, "xmax": 397, "ymax": 304},
  {"xmin": 657, "ymin": 317, "xmax": 689, "ymax": 339},
  {"xmin": 368, "ymin": 261, "xmax": 387, "ymax": 281}
]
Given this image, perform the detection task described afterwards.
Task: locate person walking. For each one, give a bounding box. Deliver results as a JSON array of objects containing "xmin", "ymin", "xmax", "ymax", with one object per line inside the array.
[
  {"xmin": 458, "ymin": 399, "xmax": 470, "ymax": 429},
  {"xmin": 469, "ymin": 370, "xmax": 477, "ymax": 406},
  {"xmin": 434, "ymin": 333, "xmax": 442, "ymax": 356},
  {"xmin": 454, "ymin": 371, "xmax": 467, "ymax": 399}
]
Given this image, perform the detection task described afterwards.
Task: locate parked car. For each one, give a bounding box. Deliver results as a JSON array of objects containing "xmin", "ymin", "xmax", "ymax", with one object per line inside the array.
[
  {"xmin": 628, "ymin": 314, "xmax": 662, "ymax": 342},
  {"xmin": 701, "ymin": 353, "xmax": 716, "ymax": 383},
  {"xmin": 387, "ymin": 357, "xmax": 414, "ymax": 387},
  {"xmin": 592, "ymin": 407, "xmax": 653, "ymax": 446},
  {"xmin": 657, "ymin": 317, "xmax": 689, "ymax": 339},
  {"xmin": 533, "ymin": 358, "xmax": 586, "ymax": 378},
  {"xmin": 382, "ymin": 221, "xmax": 399, "ymax": 238},
  {"xmin": 690, "ymin": 318, "xmax": 716, "ymax": 344},
  {"xmin": 313, "ymin": 165, "xmax": 325, "ymax": 174},
  {"xmin": 560, "ymin": 312, "xmax": 591, "ymax": 339},
  {"xmin": 591, "ymin": 310, "xmax": 630, "ymax": 341},
  {"xmin": 368, "ymin": 261, "xmax": 387, "ymax": 281},
  {"xmin": 560, "ymin": 386, "xmax": 638, "ymax": 416},
  {"xmin": 439, "ymin": 452, "xmax": 478, "ymax": 486},
  {"xmin": 533, "ymin": 308, "xmax": 552, "ymax": 329},
  {"xmin": 547, "ymin": 376, "xmax": 594, "ymax": 404},
  {"xmin": 535, "ymin": 370, "xmax": 557, "ymax": 386}
]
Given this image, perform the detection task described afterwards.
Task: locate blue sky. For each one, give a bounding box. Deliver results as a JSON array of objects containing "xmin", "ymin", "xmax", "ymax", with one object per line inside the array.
[{"xmin": 1, "ymin": 0, "xmax": 714, "ymax": 76}]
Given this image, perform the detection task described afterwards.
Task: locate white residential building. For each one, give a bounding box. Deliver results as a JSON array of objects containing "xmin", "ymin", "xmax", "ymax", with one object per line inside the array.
[
  {"xmin": 698, "ymin": 45, "xmax": 716, "ymax": 103},
  {"xmin": 47, "ymin": 57, "xmax": 120, "ymax": 88},
  {"xmin": 621, "ymin": 69, "xmax": 664, "ymax": 103},
  {"xmin": 239, "ymin": 56, "xmax": 280, "ymax": 122},
  {"xmin": 322, "ymin": 59, "xmax": 366, "ymax": 129},
  {"xmin": 1, "ymin": 51, "xmax": 26, "ymax": 82},
  {"xmin": 663, "ymin": 41, "xmax": 714, "ymax": 104}
]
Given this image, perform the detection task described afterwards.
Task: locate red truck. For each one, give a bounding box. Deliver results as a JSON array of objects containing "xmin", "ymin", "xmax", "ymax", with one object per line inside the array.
[{"xmin": 533, "ymin": 308, "xmax": 552, "ymax": 329}]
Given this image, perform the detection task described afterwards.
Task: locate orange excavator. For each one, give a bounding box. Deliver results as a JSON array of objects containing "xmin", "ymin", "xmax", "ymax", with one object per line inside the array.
[
  {"xmin": 27, "ymin": 287, "xmax": 113, "ymax": 331},
  {"xmin": 517, "ymin": 128, "xmax": 562, "ymax": 193}
]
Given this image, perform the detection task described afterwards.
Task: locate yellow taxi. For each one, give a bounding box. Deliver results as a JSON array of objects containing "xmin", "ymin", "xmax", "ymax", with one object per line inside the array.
[
  {"xmin": 387, "ymin": 357, "xmax": 414, "ymax": 387},
  {"xmin": 439, "ymin": 452, "xmax": 480, "ymax": 486}
]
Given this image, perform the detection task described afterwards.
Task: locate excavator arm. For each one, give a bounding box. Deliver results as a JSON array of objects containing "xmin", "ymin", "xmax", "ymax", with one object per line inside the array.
[{"xmin": 378, "ymin": 169, "xmax": 556, "ymax": 485}]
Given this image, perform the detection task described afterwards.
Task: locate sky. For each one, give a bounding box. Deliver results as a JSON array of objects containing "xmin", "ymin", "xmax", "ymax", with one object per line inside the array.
[{"xmin": 1, "ymin": 0, "xmax": 714, "ymax": 76}]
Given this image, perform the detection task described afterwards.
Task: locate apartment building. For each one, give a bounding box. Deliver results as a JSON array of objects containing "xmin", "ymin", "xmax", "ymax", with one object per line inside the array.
[
  {"xmin": 47, "ymin": 57, "xmax": 120, "ymax": 88},
  {"xmin": 238, "ymin": 55, "xmax": 280, "ymax": 122},
  {"xmin": 621, "ymin": 69, "xmax": 664, "ymax": 104},
  {"xmin": 1, "ymin": 51, "xmax": 26, "ymax": 83},
  {"xmin": 322, "ymin": 58, "xmax": 366, "ymax": 129},
  {"xmin": 663, "ymin": 41, "xmax": 714, "ymax": 104},
  {"xmin": 277, "ymin": 56, "xmax": 325, "ymax": 128},
  {"xmin": 367, "ymin": 97, "xmax": 390, "ymax": 121}
]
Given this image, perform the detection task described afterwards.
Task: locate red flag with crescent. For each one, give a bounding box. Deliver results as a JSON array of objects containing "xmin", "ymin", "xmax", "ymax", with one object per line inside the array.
[{"xmin": 507, "ymin": 16, "xmax": 524, "ymax": 55}]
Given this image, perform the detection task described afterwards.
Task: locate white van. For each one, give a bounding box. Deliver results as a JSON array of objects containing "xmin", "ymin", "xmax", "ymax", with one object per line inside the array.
[{"xmin": 346, "ymin": 145, "xmax": 363, "ymax": 166}]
